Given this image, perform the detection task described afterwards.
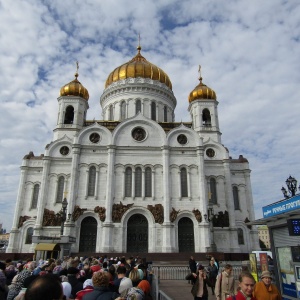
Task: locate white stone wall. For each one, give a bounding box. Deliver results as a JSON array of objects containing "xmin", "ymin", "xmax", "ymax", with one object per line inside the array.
[{"xmin": 7, "ymin": 77, "xmax": 259, "ymax": 254}]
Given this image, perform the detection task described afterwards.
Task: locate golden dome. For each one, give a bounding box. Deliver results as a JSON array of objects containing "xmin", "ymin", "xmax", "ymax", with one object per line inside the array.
[
  {"xmin": 60, "ymin": 72, "xmax": 89, "ymax": 101},
  {"xmin": 188, "ymin": 77, "xmax": 216, "ymax": 103},
  {"xmin": 105, "ymin": 46, "xmax": 172, "ymax": 90}
]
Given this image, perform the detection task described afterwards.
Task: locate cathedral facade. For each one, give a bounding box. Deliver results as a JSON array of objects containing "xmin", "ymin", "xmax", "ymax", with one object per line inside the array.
[{"xmin": 7, "ymin": 46, "xmax": 259, "ymax": 254}]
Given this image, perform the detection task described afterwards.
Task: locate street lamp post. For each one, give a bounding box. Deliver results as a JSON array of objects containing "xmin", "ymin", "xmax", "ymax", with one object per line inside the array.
[
  {"xmin": 60, "ymin": 198, "xmax": 68, "ymax": 236},
  {"xmin": 204, "ymin": 200, "xmax": 217, "ymax": 252},
  {"xmin": 281, "ymin": 176, "xmax": 299, "ymax": 198}
]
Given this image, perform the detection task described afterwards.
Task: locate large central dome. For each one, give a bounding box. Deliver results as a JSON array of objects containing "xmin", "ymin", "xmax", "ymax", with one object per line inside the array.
[{"xmin": 105, "ymin": 46, "xmax": 172, "ymax": 90}]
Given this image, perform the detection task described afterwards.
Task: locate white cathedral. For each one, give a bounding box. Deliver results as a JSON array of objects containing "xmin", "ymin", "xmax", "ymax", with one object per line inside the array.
[{"xmin": 7, "ymin": 45, "xmax": 259, "ymax": 255}]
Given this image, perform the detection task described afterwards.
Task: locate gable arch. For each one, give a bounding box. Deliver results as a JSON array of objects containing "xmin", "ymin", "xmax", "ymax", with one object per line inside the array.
[
  {"xmin": 121, "ymin": 206, "xmax": 155, "ymax": 225},
  {"xmin": 111, "ymin": 114, "xmax": 166, "ymax": 146},
  {"xmin": 76, "ymin": 123, "xmax": 112, "ymax": 145},
  {"xmin": 166, "ymin": 125, "xmax": 201, "ymax": 147}
]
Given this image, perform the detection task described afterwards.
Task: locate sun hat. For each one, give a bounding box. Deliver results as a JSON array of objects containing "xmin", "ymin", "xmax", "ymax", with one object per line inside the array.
[{"xmin": 261, "ymin": 271, "xmax": 272, "ymax": 279}]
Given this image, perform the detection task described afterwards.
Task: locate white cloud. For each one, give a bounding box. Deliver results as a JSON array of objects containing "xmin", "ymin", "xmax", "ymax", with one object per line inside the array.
[{"xmin": 0, "ymin": 0, "xmax": 299, "ymax": 232}]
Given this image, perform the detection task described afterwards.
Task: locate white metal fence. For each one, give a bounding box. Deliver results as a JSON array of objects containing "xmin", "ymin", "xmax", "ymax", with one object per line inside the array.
[{"xmin": 149, "ymin": 264, "xmax": 244, "ymax": 300}]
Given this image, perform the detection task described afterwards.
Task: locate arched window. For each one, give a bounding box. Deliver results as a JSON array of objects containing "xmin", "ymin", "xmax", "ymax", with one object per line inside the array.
[
  {"xmin": 180, "ymin": 168, "xmax": 188, "ymax": 197},
  {"xmin": 120, "ymin": 101, "xmax": 126, "ymax": 121},
  {"xmin": 136, "ymin": 100, "xmax": 141, "ymax": 114},
  {"xmin": 31, "ymin": 184, "xmax": 39, "ymax": 209},
  {"xmin": 25, "ymin": 227, "xmax": 33, "ymax": 244},
  {"xmin": 238, "ymin": 228, "xmax": 244, "ymax": 244},
  {"xmin": 202, "ymin": 108, "xmax": 211, "ymax": 126},
  {"xmin": 210, "ymin": 178, "xmax": 217, "ymax": 204},
  {"xmin": 88, "ymin": 166, "xmax": 96, "ymax": 196},
  {"xmin": 164, "ymin": 106, "xmax": 168, "ymax": 122},
  {"xmin": 125, "ymin": 167, "xmax": 132, "ymax": 197},
  {"xmin": 64, "ymin": 106, "xmax": 74, "ymax": 124},
  {"xmin": 233, "ymin": 186, "xmax": 240, "ymax": 210},
  {"xmin": 145, "ymin": 167, "xmax": 152, "ymax": 197},
  {"xmin": 151, "ymin": 102, "xmax": 156, "ymax": 121},
  {"xmin": 135, "ymin": 167, "xmax": 142, "ymax": 197},
  {"xmin": 56, "ymin": 176, "xmax": 65, "ymax": 203},
  {"xmin": 109, "ymin": 105, "xmax": 114, "ymax": 121}
]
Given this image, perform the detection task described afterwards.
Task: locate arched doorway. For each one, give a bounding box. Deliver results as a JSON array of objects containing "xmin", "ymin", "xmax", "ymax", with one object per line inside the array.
[
  {"xmin": 127, "ymin": 214, "xmax": 148, "ymax": 253},
  {"xmin": 178, "ymin": 217, "xmax": 195, "ymax": 252},
  {"xmin": 79, "ymin": 217, "xmax": 97, "ymax": 252}
]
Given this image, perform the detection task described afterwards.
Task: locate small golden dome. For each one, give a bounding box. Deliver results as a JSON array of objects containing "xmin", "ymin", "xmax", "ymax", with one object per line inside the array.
[
  {"xmin": 188, "ymin": 77, "xmax": 216, "ymax": 102},
  {"xmin": 105, "ymin": 46, "xmax": 172, "ymax": 90},
  {"xmin": 60, "ymin": 68, "xmax": 89, "ymax": 101}
]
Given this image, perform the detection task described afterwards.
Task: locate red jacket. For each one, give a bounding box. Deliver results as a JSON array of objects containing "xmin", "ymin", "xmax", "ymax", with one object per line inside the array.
[
  {"xmin": 75, "ymin": 287, "xmax": 94, "ymax": 300},
  {"xmin": 228, "ymin": 290, "xmax": 257, "ymax": 300}
]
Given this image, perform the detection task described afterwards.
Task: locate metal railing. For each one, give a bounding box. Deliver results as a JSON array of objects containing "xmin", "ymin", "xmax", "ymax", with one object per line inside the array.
[
  {"xmin": 151, "ymin": 265, "xmax": 190, "ymax": 281},
  {"xmin": 149, "ymin": 264, "xmax": 244, "ymax": 300}
]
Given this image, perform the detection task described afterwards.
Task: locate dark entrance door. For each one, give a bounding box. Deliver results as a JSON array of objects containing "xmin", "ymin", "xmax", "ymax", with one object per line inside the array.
[
  {"xmin": 178, "ymin": 217, "xmax": 195, "ymax": 252},
  {"xmin": 79, "ymin": 217, "xmax": 97, "ymax": 252},
  {"xmin": 127, "ymin": 214, "xmax": 148, "ymax": 253}
]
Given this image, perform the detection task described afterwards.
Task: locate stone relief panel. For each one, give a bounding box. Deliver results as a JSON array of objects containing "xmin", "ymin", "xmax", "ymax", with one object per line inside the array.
[
  {"xmin": 72, "ymin": 205, "xmax": 87, "ymax": 221},
  {"xmin": 94, "ymin": 206, "xmax": 106, "ymax": 222},
  {"xmin": 42, "ymin": 209, "xmax": 61, "ymax": 226},
  {"xmin": 170, "ymin": 207, "xmax": 180, "ymax": 222},
  {"xmin": 192, "ymin": 209, "xmax": 202, "ymax": 222},
  {"xmin": 112, "ymin": 202, "xmax": 134, "ymax": 223},
  {"xmin": 18, "ymin": 216, "xmax": 31, "ymax": 228},
  {"xmin": 148, "ymin": 204, "xmax": 164, "ymax": 224}
]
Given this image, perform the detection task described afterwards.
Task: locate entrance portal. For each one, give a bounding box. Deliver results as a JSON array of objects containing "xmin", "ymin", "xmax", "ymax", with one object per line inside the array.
[
  {"xmin": 79, "ymin": 217, "xmax": 97, "ymax": 252},
  {"xmin": 178, "ymin": 217, "xmax": 195, "ymax": 252},
  {"xmin": 127, "ymin": 214, "xmax": 148, "ymax": 253}
]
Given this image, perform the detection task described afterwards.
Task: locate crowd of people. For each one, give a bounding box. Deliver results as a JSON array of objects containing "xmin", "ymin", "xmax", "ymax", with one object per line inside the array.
[
  {"xmin": 188, "ymin": 256, "xmax": 282, "ymax": 300},
  {"xmin": 0, "ymin": 255, "xmax": 153, "ymax": 300}
]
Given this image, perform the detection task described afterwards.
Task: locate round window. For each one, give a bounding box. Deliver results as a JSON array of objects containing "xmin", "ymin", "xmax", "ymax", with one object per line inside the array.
[
  {"xmin": 206, "ymin": 148, "xmax": 215, "ymax": 158},
  {"xmin": 89, "ymin": 132, "xmax": 100, "ymax": 143},
  {"xmin": 60, "ymin": 146, "xmax": 70, "ymax": 156},
  {"xmin": 177, "ymin": 134, "xmax": 188, "ymax": 145},
  {"xmin": 132, "ymin": 128, "xmax": 146, "ymax": 141}
]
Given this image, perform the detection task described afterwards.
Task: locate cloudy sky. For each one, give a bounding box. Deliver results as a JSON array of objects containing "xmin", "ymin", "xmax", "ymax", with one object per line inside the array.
[{"xmin": 0, "ymin": 0, "xmax": 299, "ymax": 232}]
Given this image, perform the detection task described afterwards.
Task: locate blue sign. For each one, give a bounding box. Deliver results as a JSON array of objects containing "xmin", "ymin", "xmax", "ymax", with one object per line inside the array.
[{"xmin": 262, "ymin": 194, "xmax": 300, "ymax": 218}]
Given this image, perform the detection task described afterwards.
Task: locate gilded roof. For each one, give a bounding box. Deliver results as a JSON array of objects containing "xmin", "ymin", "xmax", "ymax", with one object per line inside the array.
[
  {"xmin": 60, "ymin": 72, "xmax": 89, "ymax": 101},
  {"xmin": 105, "ymin": 46, "xmax": 172, "ymax": 90},
  {"xmin": 188, "ymin": 77, "xmax": 216, "ymax": 102}
]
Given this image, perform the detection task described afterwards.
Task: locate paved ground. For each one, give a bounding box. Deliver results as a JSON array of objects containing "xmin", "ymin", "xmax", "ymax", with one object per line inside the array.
[{"xmin": 159, "ymin": 279, "xmax": 216, "ymax": 300}]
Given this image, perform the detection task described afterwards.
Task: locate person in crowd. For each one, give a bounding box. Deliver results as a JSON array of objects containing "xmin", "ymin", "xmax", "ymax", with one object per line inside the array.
[
  {"xmin": 82, "ymin": 272, "xmax": 116, "ymax": 300},
  {"xmin": 189, "ymin": 256, "xmax": 197, "ymax": 285},
  {"xmin": 108, "ymin": 265, "xmax": 117, "ymax": 282},
  {"xmin": 207, "ymin": 257, "xmax": 218, "ymax": 295},
  {"xmin": 0, "ymin": 261, "xmax": 7, "ymax": 300},
  {"xmin": 210, "ymin": 257, "xmax": 219, "ymax": 272},
  {"xmin": 227, "ymin": 272, "xmax": 257, "ymax": 300},
  {"xmin": 120, "ymin": 286, "xmax": 144, "ymax": 300},
  {"xmin": 191, "ymin": 265, "xmax": 212, "ymax": 300},
  {"xmin": 62, "ymin": 281, "xmax": 72, "ymax": 300},
  {"xmin": 90, "ymin": 260, "xmax": 101, "ymax": 274},
  {"xmin": 83, "ymin": 263, "xmax": 93, "ymax": 280},
  {"xmin": 75, "ymin": 279, "xmax": 94, "ymax": 300},
  {"xmin": 129, "ymin": 269, "xmax": 141, "ymax": 287},
  {"xmin": 119, "ymin": 277, "xmax": 133, "ymax": 294},
  {"xmin": 53, "ymin": 259, "xmax": 63, "ymax": 275},
  {"xmin": 24, "ymin": 273, "xmax": 64, "ymax": 300},
  {"xmin": 113, "ymin": 266, "xmax": 128, "ymax": 293},
  {"xmin": 253, "ymin": 270, "xmax": 282, "ymax": 300},
  {"xmin": 7, "ymin": 270, "xmax": 31, "ymax": 300},
  {"xmin": 137, "ymin": 280, "xmax": 152, "ymax": 300},
  {"xmin": 215, "ymin": 264, "xmax": 235, "ymax": 300},
  {"xmin": 14, "ymin": 275, "xmax": 38, "ymax": 300},
  {"xmin": 5, "ymin": 264, "xmax": 17, "ymax": 286},
  {"xmin": 67, "ymin": 267, "xmax": 83, "ymax": 298}
]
